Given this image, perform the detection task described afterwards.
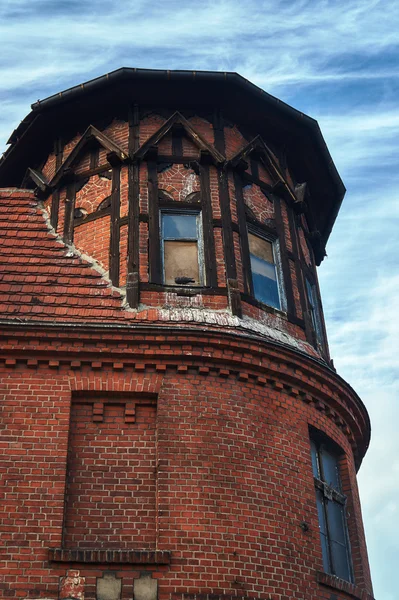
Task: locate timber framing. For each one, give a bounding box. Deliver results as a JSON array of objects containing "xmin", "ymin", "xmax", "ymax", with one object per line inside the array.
[
  {"xmin": 135, "ymin": 112, "xmax": 224, "ymax": 164},
  {"xmin": 50, "ymin": 125, "xmax": 127, "ymax": 188},
  {"xmin": 228, "ymin": 135, "xmax": 297, "ymax": 204}
]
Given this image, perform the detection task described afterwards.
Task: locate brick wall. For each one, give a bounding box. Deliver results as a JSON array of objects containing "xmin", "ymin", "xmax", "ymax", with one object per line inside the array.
[{"xmin": 0, "ymin": 335, "xmax": 373, "ymax": 599}]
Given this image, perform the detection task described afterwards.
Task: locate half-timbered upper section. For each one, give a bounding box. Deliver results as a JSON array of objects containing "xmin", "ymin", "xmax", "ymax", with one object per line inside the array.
[{"xmin": 0, "ymin": 68, "xmax": 345, "ymax": 362}]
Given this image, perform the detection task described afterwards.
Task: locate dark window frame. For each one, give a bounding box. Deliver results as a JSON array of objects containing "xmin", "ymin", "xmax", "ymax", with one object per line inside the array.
[
  {"xmin": 310, "ymin": 430, "xmax": 354, "ymax": 583},
  {"xmin": 160, "ymin": 208, "xmax": 205, "ymax": 287}
]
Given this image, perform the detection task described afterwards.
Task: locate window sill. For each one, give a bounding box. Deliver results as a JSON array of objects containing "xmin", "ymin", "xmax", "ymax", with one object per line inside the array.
[
  {"xmin": 316, "ymin": 571, "xmax": 375, "ymax": 600},
  {"xmin": 240, "ymin": 292, "xmax": 287, "ymax": 319},
  {"xmin": 48, "ymin": 548, "xmax": 171, "ymax": 565}
]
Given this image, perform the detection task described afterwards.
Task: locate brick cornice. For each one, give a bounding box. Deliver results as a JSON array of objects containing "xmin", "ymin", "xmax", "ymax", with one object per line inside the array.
[{"xmin": 0, "ymin": 321, "xmax": 370, "ymax": 468}]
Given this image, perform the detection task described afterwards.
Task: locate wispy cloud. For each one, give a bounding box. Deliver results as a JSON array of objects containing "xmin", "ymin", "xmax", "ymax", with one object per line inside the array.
[{"xmin": 1, "ymin": 0, "xmax": 398, "ymax": 596}]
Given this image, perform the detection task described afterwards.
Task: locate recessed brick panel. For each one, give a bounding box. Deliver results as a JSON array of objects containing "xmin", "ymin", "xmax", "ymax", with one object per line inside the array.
[{"xmin": 64, "ymin": 397, "xmax": 157, "ymax": 549}]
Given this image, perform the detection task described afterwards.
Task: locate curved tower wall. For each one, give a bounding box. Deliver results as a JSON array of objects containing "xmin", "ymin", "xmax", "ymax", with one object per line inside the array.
[{"xmin": 0, "ymin": 69, "xmax": 374, "ymax": 600}]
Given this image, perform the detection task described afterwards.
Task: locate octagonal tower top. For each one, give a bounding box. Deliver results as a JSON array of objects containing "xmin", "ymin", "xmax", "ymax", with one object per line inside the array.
[{"xmin": 0, "ymin": 68, "xmax": 346, "ymax": 367}]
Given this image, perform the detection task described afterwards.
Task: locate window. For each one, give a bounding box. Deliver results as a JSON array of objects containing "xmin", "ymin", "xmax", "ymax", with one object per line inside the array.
[
  {"xmin": 161, "ymin": 211, "xmax": 203, "ymax": 286},
  {"xmin": 306, "ymin": 278, "xmax": 324, "ymax": 344},
  {"xmin": 310, "ymin": 435, "xmax": 353, "ymax": 582},
  {"xmin": 248, "ymin": 232, "xmax": 281, "ymax": 309}
]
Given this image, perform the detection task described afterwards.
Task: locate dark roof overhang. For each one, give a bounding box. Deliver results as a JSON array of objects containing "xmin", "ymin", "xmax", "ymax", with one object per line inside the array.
[{"xmin": 0, "ymin": 67, "xmax": 345, "ymax": 262}]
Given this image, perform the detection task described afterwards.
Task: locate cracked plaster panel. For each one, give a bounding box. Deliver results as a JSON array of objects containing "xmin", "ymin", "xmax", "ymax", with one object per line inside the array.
[
  {"xmin": 133, "ymin": 574, "xmax": 157, "ymax": 600},
  {"xmin": 97, "ymin": 572, "xmax": 122, "ymax": 600},
  {"xmin": 158, "ymin": 164, "xmax": 200, "ymax": 201},
  {"xmin": 243, "ymin": 183, "xmax": 274, "ymax": 222},
  {"xmin": 75, "ymin": 175, "xmax": 112, "ymax": 215}
]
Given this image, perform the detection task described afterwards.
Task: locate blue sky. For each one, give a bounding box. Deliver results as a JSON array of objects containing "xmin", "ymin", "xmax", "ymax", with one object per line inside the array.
[{"xmin": 1, "ymin": 0, "xmax": 398, "ymax": 597}]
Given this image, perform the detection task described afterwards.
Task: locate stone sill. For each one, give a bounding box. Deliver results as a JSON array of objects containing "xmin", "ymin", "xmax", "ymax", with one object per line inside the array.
[
  {"xmin": 48, "ymin": 548, "xmax": 171, "ymax": 564},
  {"xmin": 317, "ymin": 571, "xmax": 375, "ymax": 600}
]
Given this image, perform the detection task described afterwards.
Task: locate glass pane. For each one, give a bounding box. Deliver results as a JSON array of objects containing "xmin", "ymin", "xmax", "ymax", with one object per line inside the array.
[
  {"xmin": 320, "ymin": 532, "xmax": 331, "ymax": 573},
  {"xmin": 331, "ymin": 540, "xmax": 351, "ymax": 581},
  {"xmin": 310, "ymin": 440, "xmax": 319, "ymax": 478},
  {"xmin": 164, "ymin": 240, "xmax": 199, "ymax": 285},
  {"xmin": 316, "ymin": 490, "xmax": 327, "ymax": 535},
  {"xmin": 316, "ymin": 491, "xmax": 331, "ymax": 572},
  {"xmin": 321, "ymin": 449, "xmax": 341, "ymax": 490},
  {"xmin": 248, "ymin": 233, "xmax": 274, "ymax": 263},
  {"xmin": 306, "ymin": 279, "xmax": 315, "ymax": 309},
  {"xmin": 163, "ymin": 214, "xmax": 197, "ymax": 239},
  {"xmin": 250, "ymin": 255, "xmax": 280, "ymax": 308},
  {"xmin": 326, "ymin": 500, "xmax": 346, "ymax": 544}
]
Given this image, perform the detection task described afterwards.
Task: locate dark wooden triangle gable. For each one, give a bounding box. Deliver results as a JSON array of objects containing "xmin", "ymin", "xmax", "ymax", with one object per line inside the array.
[
  {"xmin": 50, "ymin": 125, "xmax": 128, "ymax": 187},
  {"xmin": 228, "ymin": 135, "xmax": 297, "ymax": 203},
  {"xmin": 135, "ymin": 112, "xmax": 224, "ymax": 163}
]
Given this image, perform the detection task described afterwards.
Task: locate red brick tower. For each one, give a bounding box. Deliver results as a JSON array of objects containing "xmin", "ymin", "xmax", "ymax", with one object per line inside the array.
[{"xmin": 0, "ymin": 69, "xmax": 373, "ymax": 600}]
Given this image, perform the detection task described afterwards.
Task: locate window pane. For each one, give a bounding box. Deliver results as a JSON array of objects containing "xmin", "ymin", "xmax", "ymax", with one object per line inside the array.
[
  {"xmin": 326, "ymin": 500, "xmax": 346, "ymax": 545},
  {"xmin": 320, "ymin": 533, "xmax": 331, "ymax": 573},
  {"xmin": 164, "ymin": 241, "xmax": 199, "ymax": 285},
  {"xmin": 163, "ymin": 214, "xmax": 197, "ymax": 239},
  {"xmin": 251, "ymin": 255, "xmax": 280, "ymax": 308},
  {"xmin": 310, "ymin": 440, "xmax": 319, "ymax": 478},
  {"xmin": 316, "ymin": 491, "xmax": 330, "ymax": 572},
  {"xmin": 306, "ymin": 279, "xmax": 315, "ymax": 309},
  {"xmin": 316, "ymin": 490, "xmax": 327, "ymax": 535},
  {"xmin": 248, "ymin": 234, "xmax": 274, "ymax": 263},
  {"xmin": 331, "ymin": 540, "xmax": 351, "ymax": 581},
  {"xmin": 321, "ymin": 449, "xmax": 341, "ymax": 490}
]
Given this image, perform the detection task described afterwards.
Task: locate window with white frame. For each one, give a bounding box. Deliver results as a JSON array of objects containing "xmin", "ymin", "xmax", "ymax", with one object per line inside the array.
[
  {"xmin": 161, "ymin": 211, "xmax": 203, "ymax": 286},
  {"xmin": 248, "ymin": 231, "xmax": 281, "ymax": 309},
  {"xmin": 310, "ymin": 434, "xmax": 353, "ymax": 582}
]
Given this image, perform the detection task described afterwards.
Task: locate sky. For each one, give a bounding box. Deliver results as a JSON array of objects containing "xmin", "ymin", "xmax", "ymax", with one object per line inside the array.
[{"xmin": 1, "ymin": 0, "xmax": 398, "ymax": 597}]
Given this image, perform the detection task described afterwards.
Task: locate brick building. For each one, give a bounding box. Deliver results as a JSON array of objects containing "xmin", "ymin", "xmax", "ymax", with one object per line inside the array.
[{"xmin": 0, "ymin": 68, "xmax": 374, "ymax": 600}]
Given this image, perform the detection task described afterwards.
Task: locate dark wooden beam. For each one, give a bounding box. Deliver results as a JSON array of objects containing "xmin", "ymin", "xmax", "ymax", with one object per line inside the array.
[
  {"xmin": 27, "ymin": 168, "xmax": 49, "ymax": 193},
  {"xmin": 218, "ymin": 168, "xmax": 241, "ymax": 317},
  {"xmin": 213, "ymin": 109, "xmax": 226, "ymax": 156},
  {"xmin": 63, "ymin": 182, "xmax": 76, "ymax": 245},
  {"xmin": 218, "ymin": 169, "xmax": 237, "ymax": 281},
  {"xmin": 54, "ymin": 137, "xmax": 63, "ymax": 171},
  {"xmin": 199, "ymin": 164, "xmax": 217, "ymax": 288},
  {"xmin": 287, "ymin": 208, "xmax": 308, "ymax": 329},
  {"xmin": 147, "ymin": 160, "xmax": 161, "ymax": 284},
  {"xmin": 74, "ymin": 205, "xmax": 111, "ymax": 228},
  {"xmin": 234, "ymin": 172, "xmax": 252, "ymax": 295},
  {"xmin": 172, "ymin": 126, "xmax": 183, "ymax": 157},
  {"xmin": 126, "ymin": 104, "xmax": 140, "ymax": 308},
  {"xmin": 50, "ymin": 189, "xmax": 60, "ymax": 230},
  {"xmin": 273, "ymin": 195, "xmax": 296, "ymax": 316},
  {"xmin": 155, "ymin": 154, "xmax": 200, "ymax": 164},
  {"xmin": 90, "ymin": 147, "xmax": 100, "ymax": 170},
  {"xmin": 109, "ymin": 165, "xmax": 121, "ymax": 287}
]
